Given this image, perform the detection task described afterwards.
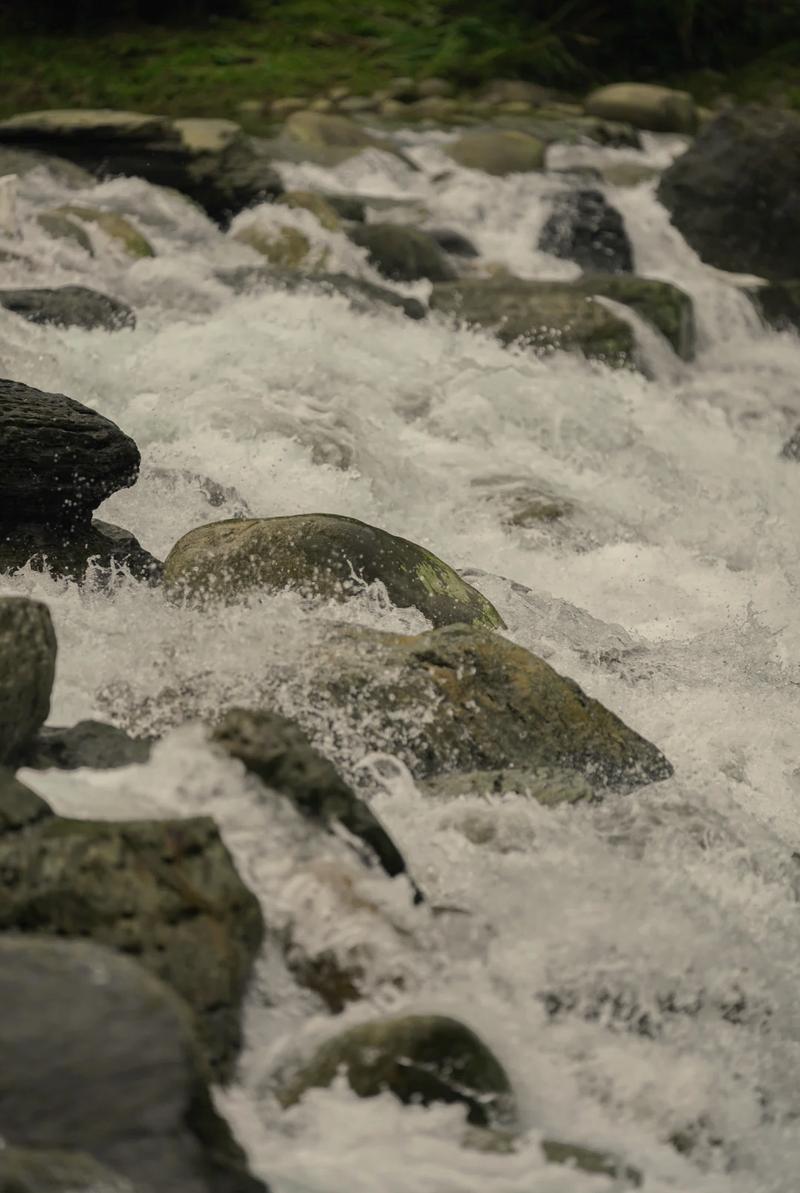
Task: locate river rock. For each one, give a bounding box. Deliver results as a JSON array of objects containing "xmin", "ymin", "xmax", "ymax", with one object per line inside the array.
[
  {"xmin": 538, "ymin": 188, "xmax": 633, "ymax": 274},
  {"xmin": 162, "ymin": 513, "xmax": 503, "ymax": 629},
  {"xmin": 0, "ymin": 145, "xmax": 94, "ymax": 187},
  {"xmin": 232, "ymin": 223, "xmax": 325, "ymax": 270},
  {"xmin": 348, "ymin": 222, "xmax": 457, "ymax": 282},
  {"xmin": 0, "ymin": 597, "xmax": 56, "ymax": 765},
  {"xmin": 0, "ymin": 809, "xmax": 263, "ymax": 1081},
  {"xmin": 0, "ymin": 936, "xmax": 267, "ymax": 1192},
  {"xmin": 211, "ymin": 707, "xmax": 415, "ymax": 892},
  {"xmin": 749, "ymin": 280, "xmax": 800, "ymax": 334},
  {"xmin": 278, "ymin": 1014, "xmax": 515, "ymax": 1127},
  {"xmin": 780, "ymin": 424, "xmax": 800, "ymax": 460},
  {"xmin": 0, "ymin": 110, "xmax": 283, "ymax": 222},
  {"xmin": 446, "ymin": 129, "xmax": 545, "ymax": 175},
  {"xmin": 217, "ymin": 265, "xmax": 426, "ymax": 320},
  {"xmin": 585, "ymin": 83, "xmax": 697, "ymax": 133},
  {"xmin": 658, "ymin": 107, "xmax": 800, "ymax": 280},
  {"xmin": 0, "ymin": 1147, "xmax": 140, "ymax": 1192},
  {"xmin": 428, "ymin": 227, "xmax": 479, "ymax": 258},
  {"xmin": 0, "ymin": 768, "xmax": 54, "ymax": 832},
  {"xmin": 21, "ymin": 719, "xmax": 153, "ymax": 770},
  {"xmin": 0, "ymin": 519, "xmax": 162, "ymax": 583},
  {"xmin": 276, "ymin": 189, "xmax": 342, "ymax": 231},
  {"xmin": 55, "ymin": 205, "xmax": 153, "ymax": 258},
  {"xmin": 279, "ymin": 110, "xmax": 408, "ymax": 168},
  {"xmin": 36, "ymin": 210, "xmax": 94, "ymax": 252},
  {"xmin": 302, "ymin": 622, "xmax": 672, "ymax": 788},
  {"xmin": 0, "ymin": 285, "xmax": 136, "ymax": 330},
  {"xmin": 541, "ymin": 1139, "xmax": 642, "ymax": 1186},
  {"xmin": 430, "ymin": 275, "xmax": 694, "ymax": 360},
  {"xmin": 420, "ymin": 766, "xmax": 594, "ymax": 806}
]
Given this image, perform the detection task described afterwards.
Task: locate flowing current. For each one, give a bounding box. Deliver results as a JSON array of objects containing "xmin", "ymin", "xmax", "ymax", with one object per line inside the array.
[{"xmin": 3, "ymin": 124, "xmax": 800, "ymax": 1193}]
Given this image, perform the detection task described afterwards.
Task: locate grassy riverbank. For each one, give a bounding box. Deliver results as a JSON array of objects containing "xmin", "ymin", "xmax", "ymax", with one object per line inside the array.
[{"xmin": 0, "ymin": 0, "xmax": 799, "ymax": 121}]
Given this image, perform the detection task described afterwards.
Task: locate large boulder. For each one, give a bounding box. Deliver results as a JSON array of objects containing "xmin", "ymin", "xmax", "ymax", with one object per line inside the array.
[
  {"xmin": 278, "ymin": 1015, "xmax": 515, "ymax": 1127},
  {"xmin": 538, "ymin": 188, "xmax": 633, "ymax": 274},
  {"xmin": 0, "ymin": 285, "xmax": 135, "ymax": 330},
  {"xmin": 658, "ymin": 107, "xmax": 800, "ymax": 280},
  {"xmin": 0, "ymin": 597, "xmax": 56, "ymax": 765},
  {"xmin": 430, "ymin": 275, "xmax": 694, "ymax": 361},
  {"xmin": 446, "ymin": 129, "xmax": 545, "ymax": 175},
  {"xmin": 348, "ymin": 222, "xmax": 457, "ymax": 283},
  {"xmin": 163, "ymin": 513, "xmax": 503, "ymax": 629},
  {"xmin": 0, "ymin": 936, "xmax": 267, "ymax": 1192},
  {"xmin": 0, "ymin": 110, "xmax": 283, "ymax": 223},
  {"xmin": 300, "ymin": 623, "xmax": 671, "ymax": 789},
  {"xmin": 211, "ymin": 708, "xmax": 415, "ymax": 893},
  {"xmin": 0, "ymin": 809, "xmax": 263, "ymax": 1081},
  {"xmin": 0, "ymin": 378, "xmax": 140, "ymax": 528},
  {"xmin": 0, "ymin": 519, "xmax": 162, "ymax": 583},
  {"xmin": 585, "ymin": 83, "xmax": 697, "ymax": 133}
]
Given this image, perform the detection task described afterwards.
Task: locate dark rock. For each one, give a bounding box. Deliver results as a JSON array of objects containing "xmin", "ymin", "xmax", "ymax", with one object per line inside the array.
[
  {"xmin": 0, "ymin": 597, "xmax": 56, "ymax": 765},
  {"xmin": 541, "ymin": 1140, "xmax": 642, "ymax": 1186},
  {"xmin": 0, "ymin": 811, "xmax": 264, "ymax": 1082},
  {"xmin": 211, "ymin": 707, "xmax": 416, "ymax": 894},
  {"xmin": 278, "ymin": 1014, "xmax": 515, "ymax": 1128},
  {"xmin": 539, "ymin": 188, "xmax": 633, "ymax": 274},
  {"xmin": 22, "ymin": 719, "xmax": 153, "ymax": 770},
  {"xmin": 0, "ymin": 936, "xmax": 268, "ymax": 1192},
  {"xmin": 0, "ymin": 769, "xmax": 54, "ymax": 832},
  {"xmin": 430, "ymin": 275, "xmax": 694, "ymax": 361},
  {"xmin": 301, "ymin": 623, "xmax": 673, "ymax": 789},
  {"xmin": 0, "ymin": 285, "xmax": 136, "ymax": 330},
  {"xmin": 749, "ymin": 280, "xmax": 800, "ymax": 334},
  {"xmin": 322, "ymin": 192, "xmax": 366, "ymax": 222},
  {"xmin": 427, "ymin": 228, "xmax": 479, "ymax": 258},
  {"xmin": 163, "ymin": 514, "xmax": 503, "ymax": 629},
  {"xmin": 0, "ymin": 378, "xmax": 140, "ymax": 529},
  {"xmin": 217, "ymin": 265, "xmax": 426, "ymax": 319},
  {"xmin": 0, "ymin": 1146, "xmax": 140, "ymax": 1192},
  {"xmin": 0, "ymin": 111, "xmax": 283, "ymax": 223},
  {"xmin": 658, "ymin": 107, "xmax": 800, "ymax": 279},
  {"xmin": 0, "ymin": 519, "xmax": 163, "ymax": 584},
  {"xmin": 348, "ymin": 222, "xmax": 457, "ymax": 282},
  {"xmin": 0, "ymin": 146, "xmax": 94, "ymax": 187},
  {"xmin": 781, "ymin": 425, "xmax": 800, "ymax": 460}
]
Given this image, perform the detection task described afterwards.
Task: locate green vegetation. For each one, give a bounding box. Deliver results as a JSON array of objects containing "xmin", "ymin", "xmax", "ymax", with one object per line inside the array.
[{"xmin": 0, "ymin": 0, "xmax": 798, "ymax": 120}]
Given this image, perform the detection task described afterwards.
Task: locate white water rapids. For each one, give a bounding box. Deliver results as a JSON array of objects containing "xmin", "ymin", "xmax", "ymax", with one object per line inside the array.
[{"xmin": 3, "ymin": 124, "xmax": 800, "ymax": 1192}]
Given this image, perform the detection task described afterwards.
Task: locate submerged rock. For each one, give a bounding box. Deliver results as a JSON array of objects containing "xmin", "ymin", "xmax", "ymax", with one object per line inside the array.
[
  {"xmin": 303, "ymin": 623, "xmax": 672, "ymax": 789},
  {"xmin": 0, "ymin": 378, "xmax": 140, "ymax": 527},
  {"xmin": 749, "ymin": 280, "xmax": 800, "ymax": 334},
  {"xmin": 446, "ymin": 129, "xmax": 545, "ymax": 175},
  {"xmin": 0, "ymin": 1146, "xmax": 139, "ymax": 1193},
  {"xmin": 0, "ymin": 768, "xmax": 54, "ymax": 832},
  {"xmin": 539, "ymin": 188, "xmax": 633, "ymax": 274},
  {"xmin": 540, "ymin": 1139, "xmax": 642, "ymax": 1186},
  {"xmin": 21, "ymin": 719, "xmax": 153, "ymax": 770},
  {"xmin": 0, "ymin": 597, "xmax": 56, "ymax": 765},
  {"xmin": 420, "ymin": 766, "xmax": 594, "ymax": 806},
  {"xmin": 232, "ymin": 222, "xmax": 325, "ymax": 271},
  {"xmin": 585, "ymin": 83, "xmax": 697, "ymax": 133},
  {"xmin": 658, "ymin": 107, "xmax": 800, "ymax": 279},
  {"xmin": 348, "ymin": 222, "xmax": 457, "ymax": 283},
  {"xmin": 0, "ymin": 109, "xmax": 283, "ymax": 222},
  {"xmin": 276, "ymin": 189, "xmax": 342, "ymax": 231},
  {"xmin": 55, "ymin": 205, "xmax": 153, "ymax": 258},
  {"xmin": 430, "ymin": 275, "xmax": 694, "ymax": 361},
  {"xmin": 0, "ymin": 809, "xmax": 263, "ymax": 1081},
  {"xmin": 217, "ymin": 265, "xmax": 426, "ymax": 320},
  {"xmin": 0, "ymin": 285, "xmax": 135, "ymax": 330},
  {"xmin": 36, "ymin": 210, "xmax": 94, "ymax": 253},
  {"xmin": 211, "ymin": 707, "xmax": 415, "ymax": 893},
  {"xmin": 0, "ymin": 936, "xmax": 267, "ymax": 1192},
  {"xmin": 0, "ymin": 145, "xmax": 93, "ymax": 187},
  {"xmin": 278, "ymin": 1014, "xmax": 515, "ymax": 1127},
  {"xmin": 427, "ymin": 227, "xmax": 479, "ymax": 258},
  {"xmin": 163, "ymin": 513, "xmax": 503, "ymax": 629}
]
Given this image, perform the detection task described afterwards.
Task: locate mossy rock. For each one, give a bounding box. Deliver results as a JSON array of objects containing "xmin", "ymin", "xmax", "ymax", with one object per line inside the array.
[
  {"xmin": 430, "ymin": 275, "xmax": 695, "ymax": 362},
  {"xmin": 278, "ymin": 1014, "xmax": 515, "ymax": 1127},
  {"xmin": 585, "ymin": 83, "xmax": 697, "ymax": 134},
  {"xmin": 348, "ymin": 222, "xmax": 456, "ymax": 283},
  {"xmin": 284, "ymin": 109, "xmax": 376, "ymax": 151},
  {"xmin": 276, "ymin": 190, "xmax": 342, "ymax": 231},
  {"xmin": 36, "ymin": 210, "xmax": 94, "ymax": 253},
  {"xmin": 0, "ymin": 811, "xmax": 263, "ymax": 1082},
  {"xmin": 305, "ymin": 622, "xmax": 672, "ymax": 789},
  {"xmin": 163, "ymin": 513, "xmax": 504, "ymax": 630},
  {"xmin": 232, "ymin": 223, "xmax": 327, "ymax": 270},
  {"xmin": 55, "ymin": 205, "xmax": 154, "ymax": 258},
  {"xmin": 430, "ymin": 277, "xmax": 636, "ymax": 365},
  {"xmin": 447, "ymin": 129, "xmax": 545, "ymax": 175}
]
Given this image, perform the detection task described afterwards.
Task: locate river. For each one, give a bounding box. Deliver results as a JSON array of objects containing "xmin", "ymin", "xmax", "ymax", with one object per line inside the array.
[{"xmin": 3, "ymin": 123, "xmax": 800, "ymax": 1192}]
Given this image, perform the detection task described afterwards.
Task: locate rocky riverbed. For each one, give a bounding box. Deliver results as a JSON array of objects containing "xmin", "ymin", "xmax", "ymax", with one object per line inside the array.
[{"xmin": 2, "ymin": 84, "xmax": 800, "ymax": 1192}]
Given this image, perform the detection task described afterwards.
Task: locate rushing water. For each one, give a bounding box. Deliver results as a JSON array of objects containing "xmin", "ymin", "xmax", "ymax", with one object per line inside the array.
[{"xmin": 3, "ymin": 124, "xmax": 800, "ymax": 1192}]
